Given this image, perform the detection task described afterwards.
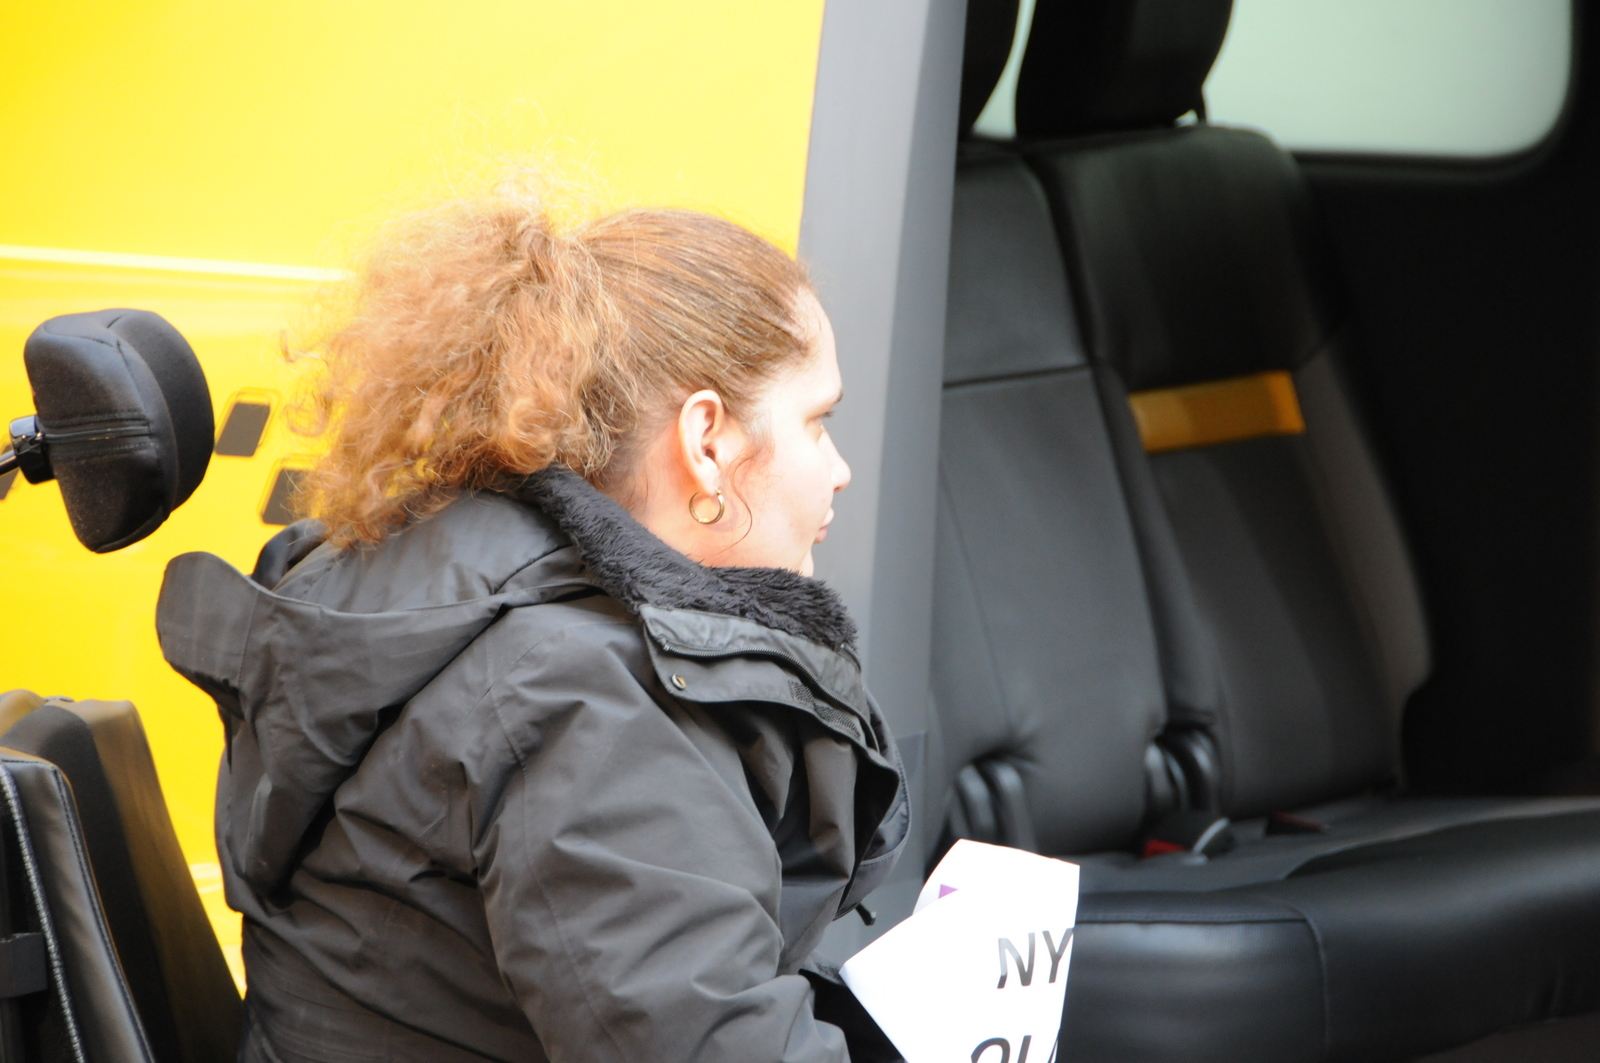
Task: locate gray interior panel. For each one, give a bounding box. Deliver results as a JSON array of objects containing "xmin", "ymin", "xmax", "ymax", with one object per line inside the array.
[{"xmin": 800, "ymin": 0, "xmax": 966, "ymax": 948}]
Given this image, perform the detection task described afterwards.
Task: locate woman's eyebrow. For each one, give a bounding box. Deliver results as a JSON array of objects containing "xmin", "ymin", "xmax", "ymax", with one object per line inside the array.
[{"xmin": 808, "ymin": 387, "xmax": 843, "ymax": 417}]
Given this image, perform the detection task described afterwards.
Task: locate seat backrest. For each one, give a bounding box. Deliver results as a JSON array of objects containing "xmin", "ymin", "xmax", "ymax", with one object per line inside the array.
[
  {"xmin": 1013, "ymin": 0, "xmax": 1431, "ymax": 817},
  {"xmin": 3, "ymin": 700, "xmax": 241, "ymax": 1063},
  {"xmin": 932, "ymin": 136, "xmax": 1175, "ymax": 856},
  {"xmin": 0, "ymin": 748, "xmax": 154, "ymax": 1063}
]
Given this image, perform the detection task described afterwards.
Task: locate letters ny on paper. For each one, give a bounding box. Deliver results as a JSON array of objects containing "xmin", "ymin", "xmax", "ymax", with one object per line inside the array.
[{"xmin": 840, "ymin": 840, "xmax": 1081, "ymax": 1063}]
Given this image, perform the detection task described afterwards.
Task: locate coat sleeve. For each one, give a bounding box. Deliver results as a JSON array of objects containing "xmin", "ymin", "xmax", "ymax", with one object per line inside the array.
[{"xmin": 470, "ymin": 613, "xmax": 853, "ymax": 1063}]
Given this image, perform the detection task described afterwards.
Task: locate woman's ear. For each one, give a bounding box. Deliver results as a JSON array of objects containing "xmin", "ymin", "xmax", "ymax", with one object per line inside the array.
[{"xmin": 676, "ymin": 389, "xmax": 734, "ymax": 492}]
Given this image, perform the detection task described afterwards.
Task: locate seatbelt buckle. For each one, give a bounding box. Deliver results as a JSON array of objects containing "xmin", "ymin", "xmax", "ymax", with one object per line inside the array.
[{"xmin": 1142, "ymin": 810, "xmax": 1235, "ymax": 858}]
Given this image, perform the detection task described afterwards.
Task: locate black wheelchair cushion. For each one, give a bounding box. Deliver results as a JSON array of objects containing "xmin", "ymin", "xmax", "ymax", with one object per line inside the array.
[
  {"xmin": 2, "ymin": 702, "xmax": 242, "ymax": 1063},
  {"xmin": 23, "ymin": 309, "xmax": 212, "ymax": 552}
]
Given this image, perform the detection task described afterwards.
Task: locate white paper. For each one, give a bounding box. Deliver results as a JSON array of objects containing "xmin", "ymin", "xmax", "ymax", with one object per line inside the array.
[
  {"xmin": 841, "ymin": 841, "xmax": 1080, "ymax": 1063},
  {"xmin": 913, "ymin": 838, "xmax": 1077, "ymax": 916}
]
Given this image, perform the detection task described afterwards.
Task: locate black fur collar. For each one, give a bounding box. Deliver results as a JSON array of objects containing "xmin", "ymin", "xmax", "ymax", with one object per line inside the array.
[{"xmin": 513, "ymin": 466, "xmax": 857, "ymax": 652}]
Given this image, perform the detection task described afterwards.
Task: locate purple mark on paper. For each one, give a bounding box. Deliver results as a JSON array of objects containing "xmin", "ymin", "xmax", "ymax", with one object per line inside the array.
[{"xmin": 939, "ymin": 884, "xmax": 957, "ymax": 899}]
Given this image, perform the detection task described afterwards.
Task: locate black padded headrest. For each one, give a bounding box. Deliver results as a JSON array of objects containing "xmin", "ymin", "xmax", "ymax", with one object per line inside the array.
[
  {"xmin": 1030, "ymin": 127, "xmax": 1340, "ymax": 391},
  {"xmin": 1016, "ymin": 0, "xmax": 1233, "ymax": 138},
  {"xmin": 960, "ymin": 0, "xmax": 1022, "ymax": 134},
  {"xmin": 22, "ymin": 309, "xmax": 212, "ymax": 552}
]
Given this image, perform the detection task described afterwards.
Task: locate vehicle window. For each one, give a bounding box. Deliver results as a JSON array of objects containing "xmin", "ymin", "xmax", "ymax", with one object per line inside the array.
[
  {"xmin": 972, "ymin": 0, "xmax": 1037, "ymax": 139},
  {"xmin": 1205, "ymin": 0, "xmax": 1573, "ymax": 157}
]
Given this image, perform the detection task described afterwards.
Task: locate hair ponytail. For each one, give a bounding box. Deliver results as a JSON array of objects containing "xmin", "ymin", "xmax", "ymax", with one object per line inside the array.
[{"xmin": 293, "ymin": 183, "xmax": 813, "ymax": 545}]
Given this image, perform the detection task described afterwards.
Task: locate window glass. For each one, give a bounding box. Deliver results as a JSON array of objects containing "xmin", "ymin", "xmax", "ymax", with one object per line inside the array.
[
  {"xmin": 1205, "ymin": 0, "xmax": 1572, "ymax": 157},
  {"xmin": 972, "ymin": 0, "xmax": 1038, "ymax": 139}
]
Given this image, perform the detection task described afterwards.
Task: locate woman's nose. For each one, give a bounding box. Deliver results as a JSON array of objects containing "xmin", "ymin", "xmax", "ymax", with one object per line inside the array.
[{"xmin": 822, "ymin": 428, "xmax": 852, "ymax": 492}]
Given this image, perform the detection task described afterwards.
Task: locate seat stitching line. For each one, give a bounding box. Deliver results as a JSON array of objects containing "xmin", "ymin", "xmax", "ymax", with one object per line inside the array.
[
  {"xmin": 46, "ymin": 764, "xmax": 155, "ymax": 1060},
  {"xmin": 1253, "ymin": 891, "xmax": 1332, "ymax": 1057},
  {"xmin": 937, "ymin": 466, "xmax": 1019, "ymax": 763}
]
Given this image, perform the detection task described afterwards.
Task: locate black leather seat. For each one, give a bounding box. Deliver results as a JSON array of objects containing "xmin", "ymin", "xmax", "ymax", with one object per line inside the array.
[
  {"xmin": 0, "ymin": 746, "xmax": 155, "ymax": 1063},
  {"xmin": 1, "ymin": 699, "xmax": 242, "ymax": 1063},
  {"xmin": 931, "ymin": 2, "xmax": 1600, "ymax": 1059},
  {"xmin": 2, "ymin": 312, "xmax": 228, "ymax": 1061}
]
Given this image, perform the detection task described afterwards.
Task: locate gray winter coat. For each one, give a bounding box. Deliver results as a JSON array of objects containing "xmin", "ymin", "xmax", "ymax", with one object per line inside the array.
[{"xmin": 155, "ymin": 467, "xmax": 908, "ymax": 1063}]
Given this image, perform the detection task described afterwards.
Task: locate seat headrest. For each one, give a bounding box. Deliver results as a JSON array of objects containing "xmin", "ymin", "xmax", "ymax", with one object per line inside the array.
[
  {"xmin": 21, "ymin": 309, "xmax": 213, "ymax": 552},
  {"xmin": 960, "ymin": 0, "xmax": 1022, "ymax": 134},
  {"xmin": 1016, "ymin": 0, "xmax": 1233, "ymax": 139}
]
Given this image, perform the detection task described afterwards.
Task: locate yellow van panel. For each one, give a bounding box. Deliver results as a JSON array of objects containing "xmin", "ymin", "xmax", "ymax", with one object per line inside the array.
[
  {"xmin": 1, "ymin": 0, "xmax": 827, "ymax": 987},
  {"xmin": 1, "ymin": 1, "xmax": 824, "ymax": 261}
]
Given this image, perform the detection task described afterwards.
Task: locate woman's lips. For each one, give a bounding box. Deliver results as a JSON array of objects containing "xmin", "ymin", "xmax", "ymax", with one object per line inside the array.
[{"xmin": 815, "ymin": 509, "xmax": 835, "ymax": 543}]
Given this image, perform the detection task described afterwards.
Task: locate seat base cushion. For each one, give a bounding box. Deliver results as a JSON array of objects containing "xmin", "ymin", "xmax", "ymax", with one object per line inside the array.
[
  {"xmin": 1416, "ymin": 1011, "xmax": 1600, "ymax": 1062},
  {"xmin": 1062, "ymin": 799, "xmax": 1600, "ymax": 1063},
  {"xmin": 1077, "ymin": 795, "xmax": 1600, "ymax": 892}
]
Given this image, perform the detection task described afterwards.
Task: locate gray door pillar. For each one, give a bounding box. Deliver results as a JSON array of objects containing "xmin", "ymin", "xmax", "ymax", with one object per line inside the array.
[{"xmin": 801, "ymin": 0, "xmax": 965, "ymax": 947}]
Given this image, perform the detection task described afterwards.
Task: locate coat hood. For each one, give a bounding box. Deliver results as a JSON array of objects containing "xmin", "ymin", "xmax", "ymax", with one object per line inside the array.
[{"xmin": 157, "ymin": 466, "xmax": 868, "ymax": 897}]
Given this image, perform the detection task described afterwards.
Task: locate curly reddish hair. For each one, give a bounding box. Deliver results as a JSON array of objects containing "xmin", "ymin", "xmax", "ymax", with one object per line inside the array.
[{"xmin": 292, "ymin": 187, "xmax": 814, "ymax": 545}]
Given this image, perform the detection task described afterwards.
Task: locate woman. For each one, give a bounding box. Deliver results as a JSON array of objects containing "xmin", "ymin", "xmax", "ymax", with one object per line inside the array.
[{"xmin": 156, "ymin": 191, "xmax": 908, "ymax": 1062}]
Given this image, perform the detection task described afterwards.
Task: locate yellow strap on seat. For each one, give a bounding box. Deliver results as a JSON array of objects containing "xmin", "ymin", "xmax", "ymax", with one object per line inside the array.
[{"xmin": 1127, "ymin": 370, "xmax": 1305, "ymax": 453}]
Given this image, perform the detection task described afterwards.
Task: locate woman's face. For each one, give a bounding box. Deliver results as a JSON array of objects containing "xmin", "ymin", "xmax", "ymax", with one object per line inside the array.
[
  {"xmin": 724, "ymin": 297, "xmax": 851, "ymax": 575},
  {"xmin": 626, "ymin": 293, "xmax": 851, "ymax": 575}
]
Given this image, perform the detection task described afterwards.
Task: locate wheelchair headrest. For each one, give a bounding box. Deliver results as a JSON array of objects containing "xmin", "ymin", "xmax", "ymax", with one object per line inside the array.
[
  {"xmin": 1016, "ymin": 0, "xmax": 1233, "ymax": 138},
  {"xmin": 17, "ymin": 309, "xmax": 213, "ymax": 552}
]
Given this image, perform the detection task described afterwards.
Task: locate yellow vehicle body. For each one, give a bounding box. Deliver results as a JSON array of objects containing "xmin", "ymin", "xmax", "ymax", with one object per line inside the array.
[{"xmin": 0, "ymin": 0, "xmax": 827, "ymax": 986}]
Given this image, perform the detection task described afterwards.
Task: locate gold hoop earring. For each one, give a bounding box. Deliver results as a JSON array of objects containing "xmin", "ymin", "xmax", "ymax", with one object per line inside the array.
[{"xmin": 689, "ymin": 490, "xmax": 726, "ymax": 525}]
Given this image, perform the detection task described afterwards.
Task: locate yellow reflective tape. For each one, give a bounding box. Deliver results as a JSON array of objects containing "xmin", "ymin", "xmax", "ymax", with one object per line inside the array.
[
  {"xmin": 0, "ymin": 244, "xmax": 344, "ymax": 282},
  {"xmin": 1128, "ymin": 370, "xmax": 1305, "ymax": 453}
]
